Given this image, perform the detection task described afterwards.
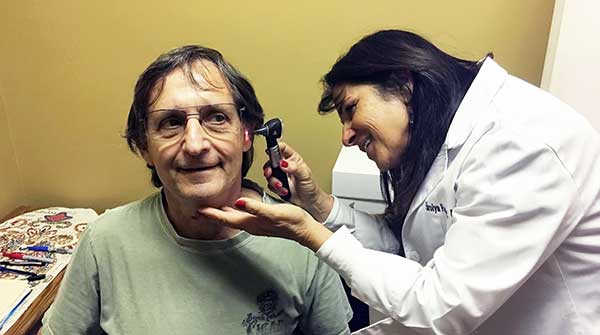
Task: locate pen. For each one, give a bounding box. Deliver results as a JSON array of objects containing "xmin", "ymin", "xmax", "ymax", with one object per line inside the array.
[
  {"xmin": 0, "ymin": 265, "xmax": 37, "ymax": 277},
  {"xmin": 0, "ymin": 265, "xmax": 46, "ymax": 281},
  {"xmin": 0, "ymin": 288, "xmax": 32, "ymax": 330},
  {"xmin": 0, "ymin": 261, "xmax": 44, "ymax": 267},
  {"xmin": 2, "ymin": 252, "xmax": 54, "ymax": 263},
  {"xmin": 21, "ymin": 245, "xmax": 72, "ymax": 254}
]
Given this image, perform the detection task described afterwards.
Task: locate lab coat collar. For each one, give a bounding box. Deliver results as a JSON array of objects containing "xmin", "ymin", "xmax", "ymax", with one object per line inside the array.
[
  {"xmin": 445, "ymin": 57, "xmax": 508, "ymax": 150},
  {"xmin": 403, "ymin": 58, "xmax": 508, "ymax": 224}
]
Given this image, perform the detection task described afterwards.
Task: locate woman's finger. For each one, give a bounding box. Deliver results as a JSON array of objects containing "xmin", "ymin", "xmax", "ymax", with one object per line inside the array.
[
  {"xmin": 197, "ymin": 206, "xmax": 252, "ymax": 229},
  {"xmin": 233, "ymin": 197, "xmax": 275, "ymax": 218},
  {"xmin": 278, "ymin": 141, "xmax": 296, "ymax": 159},
  {"xmin": 267, "ymin": 182, "xmax": 280, "ymax": 195},
  {"xmin": 262, "ymin": 161, "xmax": 272, "ymax": 177}
]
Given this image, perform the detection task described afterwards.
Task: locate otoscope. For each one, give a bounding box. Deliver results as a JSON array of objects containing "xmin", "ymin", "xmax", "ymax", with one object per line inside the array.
[{"xmin": 254, "ymin": 118, "xmax": 291, "ymax": 201}]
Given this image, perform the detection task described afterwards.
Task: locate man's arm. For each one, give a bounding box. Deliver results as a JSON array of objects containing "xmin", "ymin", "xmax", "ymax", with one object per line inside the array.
[
  {"xmin": 40, "ymin": 224, "xmax": 102, "ymax": 335},
  {"xmin": 297, "ymin": 258, "xmax": 352, "ymax": 335}
]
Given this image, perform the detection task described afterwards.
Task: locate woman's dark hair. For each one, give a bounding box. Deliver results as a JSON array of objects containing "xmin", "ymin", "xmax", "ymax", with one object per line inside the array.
[
  {"xmin": 125, "ymin": 45, "xmax": 264, "ymax": 187},
  {"xmin": 318, "ymin": 30, "xmax": 484, "ymax": 239}
]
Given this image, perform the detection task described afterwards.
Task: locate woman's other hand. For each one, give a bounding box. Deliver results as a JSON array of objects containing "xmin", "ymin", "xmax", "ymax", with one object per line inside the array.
[
  {"xmin": 263, "ymin": 141, "xmax": 334, "ymax": 222},
  {"xmin": 197, "ymin": 198, "xmax": 333, "ymax": 251}
]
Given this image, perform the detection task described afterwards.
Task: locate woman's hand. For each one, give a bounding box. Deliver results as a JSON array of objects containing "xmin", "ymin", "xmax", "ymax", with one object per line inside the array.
[
  {"xmin": 263, "ymin": 141, "xmax": 335, "ymax": 222},
  {"xmin": 197, "ymin": 198, "xmax": 333, "ymax": 251}
]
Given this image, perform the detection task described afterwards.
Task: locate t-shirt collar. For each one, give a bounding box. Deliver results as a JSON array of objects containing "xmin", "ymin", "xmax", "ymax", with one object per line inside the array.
[{"xmin": 157, "ymin": 190, "xmax": 252, "ymax": 253}]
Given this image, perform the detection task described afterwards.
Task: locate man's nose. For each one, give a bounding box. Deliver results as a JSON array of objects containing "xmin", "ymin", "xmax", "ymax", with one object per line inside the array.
[
  {"xmin": 181, "ymin": 119, "xmax": 211, "ymax": 154},
  {"xmin": 341, "ymin": 122, "xmax": 357, "ymax": 147}
]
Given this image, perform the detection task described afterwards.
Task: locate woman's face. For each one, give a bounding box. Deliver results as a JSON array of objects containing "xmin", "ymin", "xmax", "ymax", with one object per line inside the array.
[{"xmin": 333, "ymin": 83, "xmax": 411, "ymax": 171}]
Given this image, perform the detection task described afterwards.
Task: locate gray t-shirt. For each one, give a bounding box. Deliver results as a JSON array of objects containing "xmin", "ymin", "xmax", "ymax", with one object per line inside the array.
[{"xmin": 41, "ymin": 192, "xmax": 352, "ymax": 335}]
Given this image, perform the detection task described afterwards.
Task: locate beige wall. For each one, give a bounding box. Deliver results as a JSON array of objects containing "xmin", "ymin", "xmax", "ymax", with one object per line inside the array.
[
  {"xmin": 0, "ymin": 1, "xmax": 554, "ymax": 214},
  {"xmin": 0, "ymin": 91, "xmax": 25, "ymax": 215}
]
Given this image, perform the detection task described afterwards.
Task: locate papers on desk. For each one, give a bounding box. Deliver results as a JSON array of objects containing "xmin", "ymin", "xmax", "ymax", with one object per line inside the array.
[
  {"xmin": 0, "ymin": 280, "xmax": 32, "ymax": 330},
  {"xmin": 0, "ymin": 207, "xmax": 98, "ymax": 334}
]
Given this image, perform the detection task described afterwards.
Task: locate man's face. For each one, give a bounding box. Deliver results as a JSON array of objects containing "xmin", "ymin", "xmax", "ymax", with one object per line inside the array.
[{"xmin": 141, "ymin": 61, "xmax": 251, "ymax": 207}]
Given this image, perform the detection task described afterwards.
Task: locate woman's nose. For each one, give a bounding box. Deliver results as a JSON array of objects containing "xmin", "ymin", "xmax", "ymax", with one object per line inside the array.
[{"xmin": 341, "ymin": 122, "xmax": 357, "ymax": 147}]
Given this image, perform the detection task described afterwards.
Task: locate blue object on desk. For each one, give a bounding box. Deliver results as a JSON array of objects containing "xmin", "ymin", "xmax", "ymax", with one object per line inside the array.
[
  {"xmin": 0, "ymin": 288, "xmax": 32, "ymax": 330},
  {"xmin": 24, "ymin": 245, "xmax": 49, "ymax": 252},
  {"xmin": 23, "ymin": 245, "xmax": 72, "ymax": 254}
]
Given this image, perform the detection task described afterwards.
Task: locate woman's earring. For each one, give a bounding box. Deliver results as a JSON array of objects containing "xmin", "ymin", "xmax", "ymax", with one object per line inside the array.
[
  {"xmin": 408, "ymin": 107, "xmax": 415, "ymax": 128},
  {"xmin": 244, "ymin": 129, "xmax": 250, "ymax": 142}
]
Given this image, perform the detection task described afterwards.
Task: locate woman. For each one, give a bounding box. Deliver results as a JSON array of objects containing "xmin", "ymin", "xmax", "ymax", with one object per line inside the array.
[{"xmin": 199, "ymin": 30, "xmax": 600, "ymax": 334}]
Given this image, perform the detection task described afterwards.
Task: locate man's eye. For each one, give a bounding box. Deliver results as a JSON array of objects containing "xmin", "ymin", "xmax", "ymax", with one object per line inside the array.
[
  {"xmin": 159, "ymin": 116, "xmax": 185, "ymax": 129},
  {"xmin": 206, "ymin": 112, "xmax": 228, "ymax": 124}
]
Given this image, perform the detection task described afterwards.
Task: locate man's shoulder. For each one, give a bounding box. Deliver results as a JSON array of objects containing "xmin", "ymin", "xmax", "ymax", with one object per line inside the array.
[{"xmin": 89, "ymin": 192, "xmax": 161, "ymax": 235}]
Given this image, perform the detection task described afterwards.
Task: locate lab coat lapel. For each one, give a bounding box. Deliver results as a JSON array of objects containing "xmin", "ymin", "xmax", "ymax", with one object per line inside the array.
[
  {"xmin": 404, "ymin": 147, "xmax": 449, "ymax": 222},
  {"xmin": 403, "ymin": 58, "xmax": 508, "ymax": 224}
]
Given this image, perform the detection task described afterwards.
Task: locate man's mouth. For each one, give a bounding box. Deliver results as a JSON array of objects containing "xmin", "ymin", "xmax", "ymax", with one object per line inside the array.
[{"xmin": 177, "ymin": 164, "xmax": 220, "ymax": 173}]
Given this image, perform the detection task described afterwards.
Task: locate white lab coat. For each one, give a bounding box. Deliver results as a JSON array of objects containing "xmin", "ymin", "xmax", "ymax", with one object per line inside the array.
[{"xmin": 317, "ymin": 58, "xmax": 600, "ymax": 335}]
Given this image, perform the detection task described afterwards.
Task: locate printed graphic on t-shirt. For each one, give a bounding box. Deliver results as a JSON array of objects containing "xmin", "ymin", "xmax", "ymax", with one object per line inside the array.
[{"xmin": 242, "ymin": 289, "xmax": 287, "ymax": 334}]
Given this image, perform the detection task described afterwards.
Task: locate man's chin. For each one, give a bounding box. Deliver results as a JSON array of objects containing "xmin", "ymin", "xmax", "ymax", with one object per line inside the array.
[
  {"xmin": 176, "ymin": 186, "xmax": 232, "ymax": 207},
  {"xmin": 182, "ymin": 192, "xmax": 223, "ymax": 205},
  {"xmin": 164, "ymin": 176, "xmax": 240, "ymax": 207},
  {"xmin": 190, "ymin": 197, "xmax": 227, "ymax": 208}
]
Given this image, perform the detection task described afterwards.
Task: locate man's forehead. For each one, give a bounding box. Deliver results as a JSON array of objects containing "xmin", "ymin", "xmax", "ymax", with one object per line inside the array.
[
  {"xmin": 186, "ymin": 60, "xmax": 229, "ymax": 90},
  {"xmin": 149, "ymin": 60, "xmax": 233, "ymax": 106}
]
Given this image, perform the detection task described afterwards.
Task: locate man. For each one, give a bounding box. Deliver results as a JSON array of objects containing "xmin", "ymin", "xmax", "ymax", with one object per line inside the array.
[{"xmin": 41, "ymin": 45, "xmax": 352, "ymax": 335}]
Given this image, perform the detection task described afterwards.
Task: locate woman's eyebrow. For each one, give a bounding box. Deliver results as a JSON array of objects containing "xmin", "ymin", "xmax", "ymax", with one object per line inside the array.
[{"xmin": 332, "ymin": 87, "xmax": 348, "ymax": 110}]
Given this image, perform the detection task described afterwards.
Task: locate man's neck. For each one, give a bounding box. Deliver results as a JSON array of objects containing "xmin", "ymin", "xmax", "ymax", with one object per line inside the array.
[{"xmin": 162, "ymin": 189, "xmax": 241, "ymax": 240}]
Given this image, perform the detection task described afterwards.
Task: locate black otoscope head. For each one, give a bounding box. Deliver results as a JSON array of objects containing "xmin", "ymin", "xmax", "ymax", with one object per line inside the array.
[
  {"xmin": 253, "ymin": 118, "xmax": 291, "ymax": 201},
  {"xmin": 254, "ymin": 118, "xmax": 283, "ymax": 147}
]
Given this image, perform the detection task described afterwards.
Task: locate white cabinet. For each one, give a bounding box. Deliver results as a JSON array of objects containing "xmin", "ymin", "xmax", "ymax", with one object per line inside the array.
[{"xmin": 332, "ymin": 146, "xmax": 387, "ymax": 215}]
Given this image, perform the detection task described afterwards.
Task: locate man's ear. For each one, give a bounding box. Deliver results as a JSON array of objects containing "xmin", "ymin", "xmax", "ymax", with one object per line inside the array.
[
  {"xmin": 242, "ymin": 128, "xmax": 253, "ymax": 152},
  {"xmin": 140, "ymin": 149, "xmax": 154, "ymax": 166}
]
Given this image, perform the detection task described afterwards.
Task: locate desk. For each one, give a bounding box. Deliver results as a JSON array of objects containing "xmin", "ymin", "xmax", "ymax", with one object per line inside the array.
[{"xmin": 1, "ymin": 206, "xmax": 66, "ymax": 335}]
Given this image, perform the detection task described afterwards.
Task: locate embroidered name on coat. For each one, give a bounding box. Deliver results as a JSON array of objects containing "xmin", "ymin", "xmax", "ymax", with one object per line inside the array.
[{"xmin": 425, "ymin": 202, "xmax": 448, "ymax": 216}]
